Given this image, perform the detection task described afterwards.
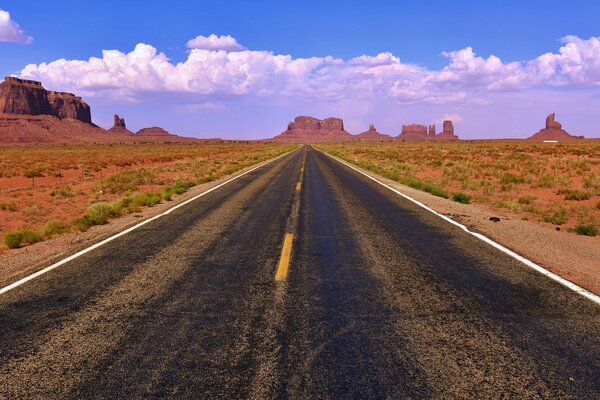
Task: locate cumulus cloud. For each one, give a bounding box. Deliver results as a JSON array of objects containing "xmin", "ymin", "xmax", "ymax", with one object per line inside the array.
[
  {"xmin": 19, "ymin": 35, "xmax": 600, "ymax": 108},
  {"xmin": 0, "ymin": 9, "xmax": 32, "ymax": 44},
  {"xmin": 186, "ymin": 34, "xmax": 245, "ymax": 51}
]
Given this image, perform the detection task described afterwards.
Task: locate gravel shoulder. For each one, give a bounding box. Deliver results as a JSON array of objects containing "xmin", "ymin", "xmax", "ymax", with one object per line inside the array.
[
  {"xmin": 0, "ymin": 153, "xmax": 292, "ymax": 288},
  {"xmin": 323, "ymin": 151, "xmax": 600, "ymax": 297}
]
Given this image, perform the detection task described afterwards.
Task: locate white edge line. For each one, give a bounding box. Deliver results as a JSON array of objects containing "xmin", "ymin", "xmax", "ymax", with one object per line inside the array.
[
  {"xmin": 316, "ymin": 147, "xmax": 600, "ymax": 306},
  {"xmin": 0, "ymin": 148, "xmax": 299, "ymax": 296}
]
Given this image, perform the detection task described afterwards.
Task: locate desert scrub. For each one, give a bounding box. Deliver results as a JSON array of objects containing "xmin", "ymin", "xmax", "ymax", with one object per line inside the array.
[
  {"xmin": 97, "ymin": 169, "xmax": 157, "ymax": 194},
  {"xmin": 518, "ymin": 195, "xmax": 536, "ymax": 205},
  {"xmin": 3, "ymin": 227, "xmax": 42, "ymax": 248},
  {"xmin": 76, "ymin": 203, "xmax": 119, "ymax": 231},
  {"xmin": 162, "ymin": 180, "xmax": 196, "ymax": 200},
  {"xmin": 4, "ymin": 231, "xmax": 24, "ymax": 248},
  {"xmin": 573, "ymin": 224, "xmax": 598, "ymax": 237},
  {"xmin": 557, "ymin": 189, "xmax": 591, "ymax": 201},
  {"xmin": 543, "ymin": 208, "xmax": 569, "ymax": 225},
  {"xmin": 41, "ymin": 219, "xmax": 68, "ymax": 238},
  {"xmin": 50, "ymin": 185, "xmax": 81, "ymax": 198},
  {"xmin": 0, "ymin": 202, "xmax": 17, "ymax": 211},
  {"xmin": 452, "ymin": 192, "xmax": 471, "ymax": 204}
]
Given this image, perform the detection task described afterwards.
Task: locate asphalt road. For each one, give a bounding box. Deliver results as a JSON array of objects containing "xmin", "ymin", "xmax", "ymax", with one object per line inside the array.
[{"xmin": 0, "ymin": 145, "xmax": 598, "ymax": 399}]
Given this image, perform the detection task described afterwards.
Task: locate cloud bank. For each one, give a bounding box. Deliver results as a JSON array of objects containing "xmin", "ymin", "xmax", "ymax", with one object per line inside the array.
[
  {"xmin": 0, "ymin": 9, "xmax": 32, "ymax": 44},
  {"xmin": 21, "ymin": 35, "xmax": 600, "ymax": 103},
  {"xmin": 17, "ymin": 34, "xmax": 600, "ymax": 138}
]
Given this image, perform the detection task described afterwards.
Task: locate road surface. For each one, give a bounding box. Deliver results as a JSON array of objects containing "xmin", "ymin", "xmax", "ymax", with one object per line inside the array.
[{"xmin": 1, "ymin": 145, "xmax": 598, "ymax": 399}]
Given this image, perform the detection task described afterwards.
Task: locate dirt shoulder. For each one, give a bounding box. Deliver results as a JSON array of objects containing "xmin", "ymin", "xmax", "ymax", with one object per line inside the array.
[
  {"xmin": 0, "ymin": 151, "xmax": 293, "ymax": 288},
  {"xmin": 324, "ymin": 151, "xmax": 600, "ymax": 297}
]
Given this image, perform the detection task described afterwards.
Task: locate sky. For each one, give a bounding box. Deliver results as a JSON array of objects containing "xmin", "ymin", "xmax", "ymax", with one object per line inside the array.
[{"xmin": 0, "ymin": 0, "xmax": 599, "ymax": 139}]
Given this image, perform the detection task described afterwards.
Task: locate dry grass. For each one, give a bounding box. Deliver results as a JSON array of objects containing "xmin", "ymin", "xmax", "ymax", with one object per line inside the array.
[
  {"xmin": 0, "ymin": 141, "xmax": 296, "ymax": 249},
  {"xmin": 318, "ymin": 141, "xmax": 600, "ymax": 237}
]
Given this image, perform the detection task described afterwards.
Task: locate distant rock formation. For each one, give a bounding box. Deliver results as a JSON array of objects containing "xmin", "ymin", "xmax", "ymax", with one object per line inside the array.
[
  {"xmin": 113, "ymin": 114, "xmax": 126, "ymax": 129},
  {"xmin": 271, "ymin": 116, "xmax": 353, "ymax": 142},
  {"xmin": 0, "ymin": 77, "xmax": 91, "ymax": 123},
  {"xmin": 399, "ymin": 124, "xmax": 435, "ymax": 139},
  {"xmin": 528, "ymin": 113, "xmax": 584, "ymax": 141},
  {"xmin": 355, "ymin": 123, "xmax": 391, "ymax": 140},
  {"xmin": 109, "ymin": 113, "xmax": 132, "ymax": 134},
  {"xmin": 437, "ymin": 120, "xmax": 459, "ymax": 140},
  {"xmin": 136, "ymin": 126, "xmax": 174, "ymax": 137},
  {"xmin": 397, "ymin": 120, "xmax": 458, "ymax": 140}
]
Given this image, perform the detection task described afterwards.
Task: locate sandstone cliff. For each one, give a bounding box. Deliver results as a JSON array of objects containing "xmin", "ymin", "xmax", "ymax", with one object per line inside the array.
[
  {"xmin": 0, "ymin": 77, "xmax": 92, "ymax": 123},
  {"xmin": 528, "ymin": 113, "xmax": 583, "ymax": 141},
  {"xmin": 272, "ymin": 116, "xmax": 352, "ymax": 142}
]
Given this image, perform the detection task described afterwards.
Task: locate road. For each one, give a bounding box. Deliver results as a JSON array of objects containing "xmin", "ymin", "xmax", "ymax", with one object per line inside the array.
[{"xmin": 0, "ymin": 145, "xmax": 598, "ymax": 399}]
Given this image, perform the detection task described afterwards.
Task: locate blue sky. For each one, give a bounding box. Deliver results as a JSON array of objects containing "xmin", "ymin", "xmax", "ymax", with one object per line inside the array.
[{"xmin": 1, "ymin": 1, "xmax": 599, "ymax": 139}]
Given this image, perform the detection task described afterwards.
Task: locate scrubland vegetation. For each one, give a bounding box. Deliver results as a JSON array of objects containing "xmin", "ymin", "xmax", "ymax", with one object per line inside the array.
[
  {"xmin": 0, "ymin": 142, "xmax": 295, "ymax": 249},
  {"xmin": 318, "ymin": 141, "xmax": 600, "ymax": 237}
]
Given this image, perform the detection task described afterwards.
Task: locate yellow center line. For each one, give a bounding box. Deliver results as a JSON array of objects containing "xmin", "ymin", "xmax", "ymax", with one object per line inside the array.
[
  {"xmin": 275, "ymin": 233, "xmax": 294, "ymax": 281},
  {"xmin": 296, "ymin": 181, "xmax": 301, "ymax": 191}
]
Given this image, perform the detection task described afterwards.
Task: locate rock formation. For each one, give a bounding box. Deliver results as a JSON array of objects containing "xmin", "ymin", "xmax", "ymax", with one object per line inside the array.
[
  {"xmin": 272, "ymin": 116, "xmax": 353, "ymax": 142},
  {"xmin": 136, "ymin": 126, "xmax": 174, "ymax": 137},
  {"xmin": 528, "ymin": 113, "xmax": 583, "ymax": 141},
  {"xmin": 0, "ymin": 77, "xmax": 91, "ymax": 123},
  {"xmin": 108, "ymin": 113, "xmax": 133, "ymax": 134},
  {"xmin": 399, "ymin": 124, "xmax": 428, "ymax": 139},
  {"xmin": 397, "ymin": 120, "xmax": 458, "ymax": 140},
  {"xmin": 436, "ymin": 120, "xmax": 459, "ymax": 140},
  {"xmin": 113, "ymin": 114, "xmax": 126, "ymax": 129},
  {"xmin": 47, "ymin": 91, "xmax": 92, "ymax": 123},
  {"xmin": 355, "ymin": 123, "xmax": 391, "ymax": 140}
]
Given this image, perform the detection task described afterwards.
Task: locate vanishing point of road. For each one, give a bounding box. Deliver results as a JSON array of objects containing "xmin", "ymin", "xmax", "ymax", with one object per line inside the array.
[{"xmin": 1, "ymin": 146, "xmax": 598, "ymax": 399}]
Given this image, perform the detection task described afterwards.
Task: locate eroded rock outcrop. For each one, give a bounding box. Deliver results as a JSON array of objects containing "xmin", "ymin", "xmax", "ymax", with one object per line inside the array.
[
  {"xmin": 109, "ymin": 113, "xmax": 133, "ymax": 134},
  {"xmin": 397, "ymin": 120, "xmax": 458, "ymax": 140},
  {"xmin": 272, "ymin": 116, "xmax": 352, "ymax": 142},
  {"xmin": 47, "ymin": 91, "xmax": 91, "ymax": 123},
  {"xmin": 528, "ymin": 113, "xmax": 583, "ymax": 141},
  {"xmin": 436, "ymin": 120, "xmax": 459, "ymax": 140},
  {"xmin": 0, "ymin": 77, "xmax": 92, "ymax": 123},
  {"xmin": 136, "ymin": 126, "xmax": 174, "ymax": 137},
  {"xmin": 355, "ymin": 123, "xmax": 391, "ymax": 140}
]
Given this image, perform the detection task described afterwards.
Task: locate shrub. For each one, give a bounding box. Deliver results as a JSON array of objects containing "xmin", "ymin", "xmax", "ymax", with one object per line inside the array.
[
  {"xmin": 543, "ymin": 208, "xmax": 569, "ymax": 225},
  {"xmin": 518, "ymin": 195, "xmax": 536, "ymax": 205},
  {"xmin": 163, "ymin": 180, "xmax": 195, "ymax": 199},
  {"xmin": 97, "ymin": 169, "xmax": 157, "ymax": 194},
  {"xmin": 4, "ymin": 231, "xmax": 24, "ymax": 249},
  {"xmin": 41, "ymin": 219, "xmax": 67, "ymax": 238},
  {"xmin": 0, "ymin": 202, "xmax": 17, "ymax": 212},
  {"xmin": 596, "ymin": 201, "xmax": 600, "ymax": 210},
  {"xmin": 76, "ymin": 203, "xmax": 118, "ymax": 231},
  {"xmin": 535, "ymin": 174, "xmax": 555, "ymax": 188},
  {"xmin": 50, "ymin": 185, "xmax": 80, "ymax": 199},
  {"xmin": 127, "ymin": 193, "xmax": 162, "ymax": 212},
  {"xmin": 500, "ymin": 173, "xmax": 525, "ymax": 185},
  {"xmin": 573, "ymin": 224, "xmax": 598, "ymax": 237},
  {"xmin": 20, "ymin": 228, "xmax": 42, "ymax": 244},
  {"xmin": 557, "ymin": 189, "xmax": 591, "ymax": 201},
  {"xmin": 452, "ymin": 192, "xmax": 471, "ymax": 204}
]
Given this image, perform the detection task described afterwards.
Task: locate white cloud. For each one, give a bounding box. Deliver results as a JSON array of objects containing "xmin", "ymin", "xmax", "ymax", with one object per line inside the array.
[
  {"xmin": 0, "ymin": 9, "xmax": 32, "ymax": 44},
  {"xmin": 437, "ymin": 113, "xmax": 463, "ymax": 123},
  {"xmin": 19, "ymin": 35, "xmax": 600, "ymax": 111},
  {"xmin": 186, "ymin": 34, "xmax": 245, "ymax": 52}
]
